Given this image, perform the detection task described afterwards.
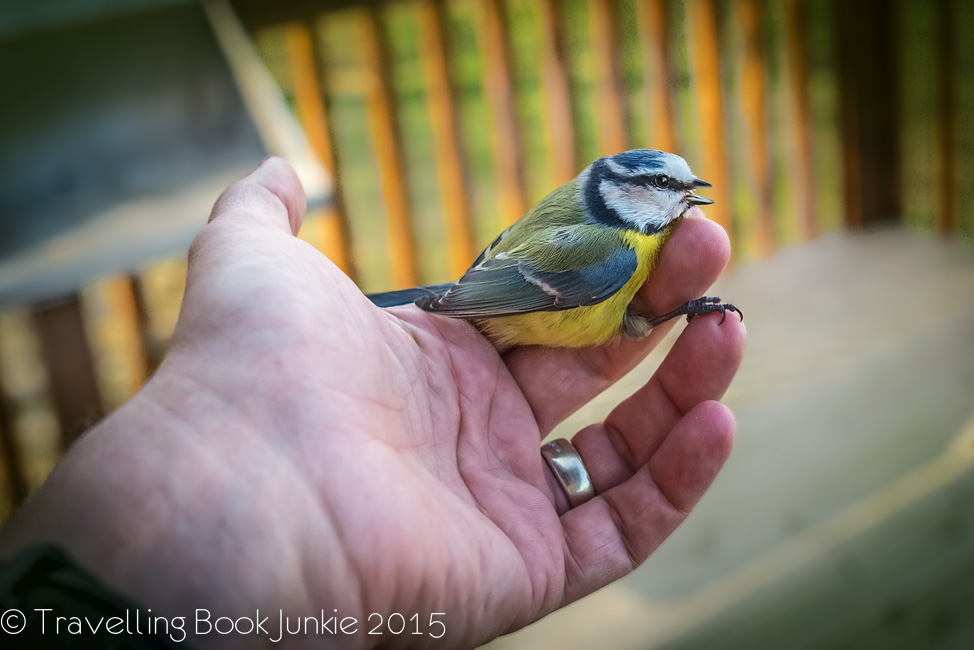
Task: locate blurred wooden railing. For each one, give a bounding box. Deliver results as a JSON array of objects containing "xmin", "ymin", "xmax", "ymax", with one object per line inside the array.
[{"xmin": 1, "ymin": 0, "xmax": 973, "ymax": 515}]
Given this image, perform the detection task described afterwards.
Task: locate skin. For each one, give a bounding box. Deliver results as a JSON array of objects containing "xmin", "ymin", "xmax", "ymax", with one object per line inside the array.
[{"xmin": 0, "ymin": 159, "xmax": 745, "ymax": 649}]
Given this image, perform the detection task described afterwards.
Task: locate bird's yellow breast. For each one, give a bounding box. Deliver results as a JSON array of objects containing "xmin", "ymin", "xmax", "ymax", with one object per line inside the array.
[{"xmin": 475, "ymin": 225, "xmax": 675, "ymax": 348}]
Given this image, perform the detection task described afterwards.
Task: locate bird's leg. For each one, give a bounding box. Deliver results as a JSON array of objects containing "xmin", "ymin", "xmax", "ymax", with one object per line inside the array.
[{"xmin": 644, "ymin": 296, "xmax": 743, "ymax": 329}]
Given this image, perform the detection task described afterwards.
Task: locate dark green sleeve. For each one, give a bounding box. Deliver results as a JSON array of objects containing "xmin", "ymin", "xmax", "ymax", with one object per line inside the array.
[{"xmin": 0, "ymin": 545, "xmax": 188, "ymax": 649}]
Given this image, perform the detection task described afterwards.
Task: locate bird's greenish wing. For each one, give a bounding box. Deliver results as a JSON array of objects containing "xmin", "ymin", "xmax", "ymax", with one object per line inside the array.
[{"xmin": 417, "ymin": 229, "xmax": 638, "ymax": 317}]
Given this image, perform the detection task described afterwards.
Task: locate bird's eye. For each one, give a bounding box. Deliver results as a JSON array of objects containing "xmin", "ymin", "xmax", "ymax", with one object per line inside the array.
[{"xmin": 650, "ymin": 174, "xmax": 669, "ymax": 189}]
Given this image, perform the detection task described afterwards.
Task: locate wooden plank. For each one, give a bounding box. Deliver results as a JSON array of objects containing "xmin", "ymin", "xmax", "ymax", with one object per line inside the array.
[
  {"xmin": 0, "ymin": 385, "xmax": 28, "ymax": 507},
  {"xmin": 936, "ymin": 0, "xmax": 957, "ymax": 236},
  {"xmin": 129, "ymin": 275, "xmax": 166, "ymax": 375},
  {"xmin": 538, "ymin": 0, "xmax": 576, "ymax": 183},
  {"xmin": 804, "ymin": 0, "xmax": 843, "ymax": 234},
  {"xmin": 204, "ymin": 0, "xmax": 332, "ymax": 206},
  {"xmin": 761, "ymin": 0, "xmax": 799, "ymax": 247},
  {"xmin": 32, "ymin": 297, "xmax": 103, "ymax": 448},
  {"xmin": 80, "ymin": 277, "xmax": 148, "ymax": 410},
  {"xmin": 417, "ymin": 0, "xmax": 477, "ymax": 278},
  {"xmin": 956, "ymin": 0, "xmax": 974, "ymax": 243},
  {"xmin": 688, "ymin": 0, "xmax": 731, "ymax": 237},
  {"xmin": 835, "ymin": 0, "xmax": 861, "ymax": 229},
  {"xmin": 835, "ymin": 0, "xmax": 900, "ymax": 227},
  {"xmin": 896, "ymin": 0, "xmax": 938, "ymax": 232},
  {"xmin": 502, "ymin": 0, "xmax": 576, "ymax": 195},
  {"xmin": 784, "ymin": 0, "xmax": 815, "ymax": 241},
  {"xmin": 0, "ymin": 310, "xmax": 62, "ymax": 494},
  {"xmin": 438, "ymin": 0, "xmax": 505, "ymax": 249},
  {"xmin": 283, "ymin": 21, "xmax": 355, "ymax": 275},
  {"xmin": 637, "ymin": 0, "xmax": 677, "ymax": 153},
  {"xmin": 482, "ymin": 0, "xmax": 528, "ymax": 226},
  {"xmin": 358, "ymin": 7, "xmax": 420, "ymax": 288},
  {"xmin": 589, "ymin": 0, "xmax": 628, "ymax": 155},
  {"xmin": 734, "ymin": 0, "xmax": 773, "ymax": 257}
]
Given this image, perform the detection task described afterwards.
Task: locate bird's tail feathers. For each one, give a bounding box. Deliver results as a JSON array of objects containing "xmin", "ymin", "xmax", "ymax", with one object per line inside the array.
[{"xmin": 367, "ymin": 282, "xmax": 456, "ymax": 308}]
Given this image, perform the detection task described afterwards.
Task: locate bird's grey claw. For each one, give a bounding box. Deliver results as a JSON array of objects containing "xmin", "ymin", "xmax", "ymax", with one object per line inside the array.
[{"xmin": 684, "ymin": 297, "xmax": 742, "ymax": 325}]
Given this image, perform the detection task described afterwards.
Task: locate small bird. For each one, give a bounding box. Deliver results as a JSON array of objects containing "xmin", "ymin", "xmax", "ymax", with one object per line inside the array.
[{"xmin": 369, "ymin": 149, "xmax": 740, "ymax": 348}]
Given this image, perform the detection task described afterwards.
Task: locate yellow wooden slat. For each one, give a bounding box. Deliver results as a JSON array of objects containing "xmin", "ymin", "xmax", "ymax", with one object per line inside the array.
[
  {"xmin": 589, "ymin": 0, "xmax": 628, "ymax": 156},
  {"xmin": 33, "ymin": 297, "xmax": 103, "ymax": 448},
  {"xmin": 637, "ymin": 0, "xmax": 677, "ymax": 153},
  {"xmin": 936, "ymin": 0, "xmax": 957, "ymax": 236},
  {"xmin": 538, "ymin": 0, "xmax": 576, "ymax": 183},
  {"xmin": 80, "ymin": 276, "xmax": 148, "ymax": 410},
  {"xmin": 417, "ymin": 0, "xmax": 477, "ymax": 278},
  {"xmin": 835, "ymin": 2, "xmax": 863, "ymax": 229},
  {"xmin": 282, "ymin": 22, "xmax": 353, "ymax": 274},
  {"xmin": 785, "ymin": 0, "xmax": 817, "ymax": 241},
  {"xmin": 358, "ymin": 7, "xmax": 420, "ymax": 288},
  {"xmin": 688, "ymin": 0, "xmax": 732, "ymax": 239},
  {"xmin": 482, "ymin": 0, "xmax": 527, "ymax": 226},
  {"xmin": 0, "ymin": 310, "xmax": 60, "ymax": 498},
  {"xmin": 737, "ymin": 0, "xmax": 774, "ymax": 257}
]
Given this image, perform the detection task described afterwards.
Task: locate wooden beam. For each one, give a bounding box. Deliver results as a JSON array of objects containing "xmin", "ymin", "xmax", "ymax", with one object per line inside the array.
[
  {"xmin": 482, "ymin": 0, "xmax": 527, "ymax": 226},
  {"xmin": 0, "ymin": 388, "xmax": 28, "ymax": 505},
  {"xmin": 937, "ymin": 0, "xmax": 957, "ymax": 235},
  {"xmin": 835, "ymin": 0, "xmax": 900, "ymax": 226},
  {"xmin": 955, "ymin": 0, "xmax": 974, "ymax": 242},
  {"xmin": 785, "ymin": 0, "xmax": 817, "ymax": 241},
  {"xmin": 637, "ymin": 0, "xmax": 677, "ymax": 153},
  {"xmin": 688, "ymin": 0, "xmax": 731, "ymax": 237},
  {"xmin": 129, "ymin": 274, "xmax": 166, "ymax": 376},
  {"xmin": 737, "ymin": 0, "xmax": 774, "ymax": 257},
  {"xmin": 418, "ymin": 0, "xmax": 477, "ymax": 278},
  {"xmin": 589, "ymin": 0, "xmax": 628, "ymax": 155},
  {"xmin": 539, "ymin": 0, "xmax": 576, "ymax": 183},
  {"xmin": 283, "ymin": 21, "xmax": 355, "ymax": 275},
  {"xmin": 358, "ymin": 6, "xmax": 420, "ymax": 288},
  {"xmin": 80, "ymin": 277, "xmax": 148, "ymax": 410},
  {"xmin": 32, "ymin": 297, "xmax": 103, "ymax": 449}
]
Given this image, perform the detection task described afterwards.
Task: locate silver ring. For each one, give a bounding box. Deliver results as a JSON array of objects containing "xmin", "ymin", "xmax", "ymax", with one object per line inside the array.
[{"xmin": 541, "ymin": 438, "xmax": 595, "ymax": 508}]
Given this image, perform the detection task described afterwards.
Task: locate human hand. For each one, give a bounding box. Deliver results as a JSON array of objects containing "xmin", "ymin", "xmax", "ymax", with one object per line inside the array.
[{"xmin": 0, "ymin": 159, "xmax": 744, "ymax": 648}]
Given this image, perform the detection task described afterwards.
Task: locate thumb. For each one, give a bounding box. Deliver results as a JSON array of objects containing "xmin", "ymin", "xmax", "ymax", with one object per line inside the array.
[{"xmin": 208, "ymin": 157, "xmax": 307, "ymax": 236}]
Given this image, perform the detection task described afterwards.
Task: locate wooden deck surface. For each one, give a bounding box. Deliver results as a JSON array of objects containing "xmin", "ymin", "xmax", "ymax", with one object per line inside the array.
[{"xmin": 485, "ymin": 228, "xmax": 974, "ymax": 649}]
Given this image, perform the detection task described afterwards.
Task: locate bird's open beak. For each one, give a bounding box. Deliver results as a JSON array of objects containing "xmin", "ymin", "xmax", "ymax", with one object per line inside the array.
[{"xmin": 688, "ymin": 178, "xmax": 714, "ymax": 205}]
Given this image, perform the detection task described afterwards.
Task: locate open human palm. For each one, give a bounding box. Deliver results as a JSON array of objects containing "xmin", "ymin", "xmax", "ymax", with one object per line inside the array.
[{"xmin": 0, "ymin": 159, "xmax": 744, "ymax": 649}]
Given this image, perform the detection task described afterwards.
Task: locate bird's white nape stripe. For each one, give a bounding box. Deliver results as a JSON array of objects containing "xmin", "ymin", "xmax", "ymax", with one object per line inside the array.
[
  {"xmin": 604, "ymin": 158, "xmax": 631, "ymax": 177},
  {"xmin": 577, "ymin": 164, "xmax": 593, "ymax": 189},
  {"xmin": 599, "ymin": 179, "xmax": 675, "ymax": 232}
]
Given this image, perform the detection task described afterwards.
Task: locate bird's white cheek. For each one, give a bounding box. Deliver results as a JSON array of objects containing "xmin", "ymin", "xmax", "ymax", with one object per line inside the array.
[{"xmin": 603, "ymin": 183, "xmax": 669, "ymax": 231}]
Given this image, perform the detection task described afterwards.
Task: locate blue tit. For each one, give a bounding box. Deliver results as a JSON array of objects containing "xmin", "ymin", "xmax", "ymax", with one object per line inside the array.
[{"xmin": 368, "ymin": 149, "xmax": 740, "ymax": 348}]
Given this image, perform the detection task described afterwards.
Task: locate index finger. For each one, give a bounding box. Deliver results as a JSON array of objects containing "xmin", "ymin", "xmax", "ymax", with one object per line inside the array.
[{"xmin": 503, "ymin": 212, "xmax": 731, "ymax": 434}]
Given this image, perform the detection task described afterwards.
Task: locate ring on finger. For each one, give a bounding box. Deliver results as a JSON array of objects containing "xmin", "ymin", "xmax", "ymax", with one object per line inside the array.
[{"xmin": 541, "ymin": 438, "xmax": 595, "ymax": 509}]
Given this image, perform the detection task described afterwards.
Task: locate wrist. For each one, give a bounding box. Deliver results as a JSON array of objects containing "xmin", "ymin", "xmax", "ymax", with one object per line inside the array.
[{"xmin": 0, "ymin": 372, "xmax": 362, "ymax": 649}]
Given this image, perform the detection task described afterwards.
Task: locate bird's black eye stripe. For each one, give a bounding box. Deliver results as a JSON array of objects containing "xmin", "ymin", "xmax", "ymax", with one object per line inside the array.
[{"xmin": 635, "ymin": 174, "xmax": 695, "ymax": 192}]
